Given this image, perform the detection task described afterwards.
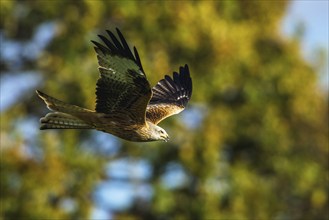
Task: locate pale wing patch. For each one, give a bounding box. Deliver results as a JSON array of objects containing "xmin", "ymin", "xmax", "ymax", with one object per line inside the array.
[{"xmin": 146, "ymin": 104, "xmax": 185, "ymax": 125}]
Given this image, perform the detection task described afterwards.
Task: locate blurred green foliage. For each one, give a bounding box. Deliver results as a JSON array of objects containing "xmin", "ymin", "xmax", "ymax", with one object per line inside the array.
[{"xmin": 1, "ymin": 1, "xmax": 328, "ymax": 219}]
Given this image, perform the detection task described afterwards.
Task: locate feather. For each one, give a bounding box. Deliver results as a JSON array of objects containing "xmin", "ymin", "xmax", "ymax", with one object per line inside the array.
[
  {"xmin": 36, "ymin": 90, "xmax": 92, "ymax": 113},
  {"xmin": 92, "ymin": 29, "xmax": 151, "ymax": 125},
  {"xmin": 147, "ymin": 64, "xmax": 192, "ymax": 124},
  {"xmin": 37, "ymin": 29, "xmax": 192, "ymax": 142},
  {"xmin": 40, "ymin": 112, "xmax": 92, "ymax": 130}
]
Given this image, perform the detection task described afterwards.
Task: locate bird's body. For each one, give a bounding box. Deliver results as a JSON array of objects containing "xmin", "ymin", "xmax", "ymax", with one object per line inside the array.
[{"xmin": 37, "ymin": 28, "xmax": 192, "ymax": 142}]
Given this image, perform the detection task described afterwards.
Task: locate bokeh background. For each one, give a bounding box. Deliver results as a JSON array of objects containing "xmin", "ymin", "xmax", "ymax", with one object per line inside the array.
[{"xmin": 1, "ymin": 1, "xmax": 328, "ymax": 219}]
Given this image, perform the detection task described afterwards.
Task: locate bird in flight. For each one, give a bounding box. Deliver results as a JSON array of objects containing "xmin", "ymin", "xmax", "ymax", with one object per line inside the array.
[{"xmin": 37, "ymin": 28, "xmax": 192, "ymax": 142}]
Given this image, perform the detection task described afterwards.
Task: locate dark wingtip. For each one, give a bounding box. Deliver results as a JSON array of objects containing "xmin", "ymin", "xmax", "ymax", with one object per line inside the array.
[
  {"xmin": 91, "ymin": 40, "xmax": 98, "ymax": 46},
  {"xmin": 150, "ymin": 64, "xmax": 192, "ymax": 107},
  {"xmin": 115, "ymin": 27, "xmax": 122, "ymax": 35},
  {"xmin": 92, "ymin": 28, "xmax": 144, "ymax": 71},
  {"xmin": 180, "ymin": 64, "xmax": 190, "ymax": 76}
]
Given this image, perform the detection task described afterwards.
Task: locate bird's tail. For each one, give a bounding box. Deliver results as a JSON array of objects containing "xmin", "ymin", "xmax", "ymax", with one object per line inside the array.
[
  {"xmin": 40, "ymin": 112, "xmax": 93, "ymax": 130},
  {"xmin": 36, "ymin": 90, "xmax": 93, "ymax": 114},
  {"xmin": 36, "ymin": 90, "xmax": 94, "ymax": 130}
]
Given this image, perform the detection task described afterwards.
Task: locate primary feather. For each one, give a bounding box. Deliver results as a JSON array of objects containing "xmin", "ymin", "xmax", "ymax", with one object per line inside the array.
[
  {"xmin": 92, "ymin": 29, "xmax": 151, "ymax": 125},
  {"xmin": 146, "ymin": 65, "xmax": 192, "ymax": 124}
]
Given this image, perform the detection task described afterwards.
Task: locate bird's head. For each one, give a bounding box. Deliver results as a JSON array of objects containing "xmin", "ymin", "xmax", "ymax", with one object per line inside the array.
[
  {"xmin": 158, "ymin": 127, "xmax": 170, "ymax": 142},
  {"xmin": 149, "ymin": 124, "xmax": 169, "ymax": 142}
]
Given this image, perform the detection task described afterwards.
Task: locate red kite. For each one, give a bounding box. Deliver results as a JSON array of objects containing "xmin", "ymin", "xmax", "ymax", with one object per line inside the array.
[{"xmin": 37, "ymin": 28, "xmax": 192, "ymax": 142}]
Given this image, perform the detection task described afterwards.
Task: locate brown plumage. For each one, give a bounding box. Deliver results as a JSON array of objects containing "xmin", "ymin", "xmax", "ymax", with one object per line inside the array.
[{"xmin": 37, "ymin": 28, "xmax": 192, "ymax": 142}]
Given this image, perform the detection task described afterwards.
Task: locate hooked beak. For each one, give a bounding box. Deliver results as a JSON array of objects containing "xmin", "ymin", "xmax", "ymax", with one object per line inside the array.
[{"xmin": 163, "ymin": 135, "xmax": 170, "ymax": 142}]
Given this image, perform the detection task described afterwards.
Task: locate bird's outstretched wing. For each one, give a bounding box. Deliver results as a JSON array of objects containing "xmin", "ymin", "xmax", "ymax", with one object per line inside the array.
[
  {"xmin": 146, "ymin": 64, "xmax": 192, "ymax": 125},
  {"xmin": 91, "ymin": 28, "xmax": 152, "ymax": 125}
]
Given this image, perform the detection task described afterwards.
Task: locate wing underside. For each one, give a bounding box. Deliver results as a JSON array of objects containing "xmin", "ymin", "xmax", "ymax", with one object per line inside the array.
[{"xmin": 146, "ymin": 64, "xmax": 192, "ymax": 124}]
